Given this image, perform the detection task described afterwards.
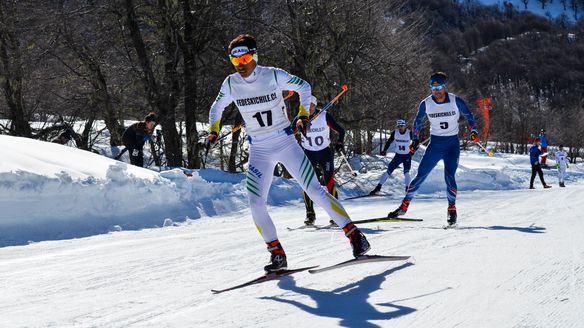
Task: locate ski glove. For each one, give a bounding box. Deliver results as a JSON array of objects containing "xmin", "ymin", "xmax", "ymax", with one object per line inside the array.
[
  {"xmin": 208, "ymin": 131, "xmax": 218, "ymax": 144},
  {"xmin": 335, "ymin": 141, "xmax": 345, "ymax": 153},
  {"xmin": 470, "ymin": 130, "xmax": 480, "ymax": 143},
  {"xmin": 409, "ymin": 140, "xmax": 420, "ymax": 154},
  {"xmin": 297, "ymin": 116, "xmax": 311, "ymax": 137},
  {"xmin": 131, "ymin": 149, "xmax": 140, "ymax": 157}
]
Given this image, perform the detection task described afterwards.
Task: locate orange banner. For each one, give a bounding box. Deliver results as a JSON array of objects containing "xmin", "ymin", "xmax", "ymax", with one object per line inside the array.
[{"xmin": 476, "ymin": 98, "xmax": 491, "ymax": 140}]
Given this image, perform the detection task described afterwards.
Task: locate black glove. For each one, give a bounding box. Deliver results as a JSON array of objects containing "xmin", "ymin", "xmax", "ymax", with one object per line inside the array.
[
  {"xmin": 335, "ymin": 141, "xmax": 345, "ymax": 153},
  {"xmin": 409, "ymin": 140, "xmax": 420, "ymax": 154},
  {"xmin": 380, "ymin": 150, "xmax": 387, "ymax": 156},
  {"xmin": 470, "ymin": 130, "xmax": 480, "ymax": 143},
  {"xmin": 297, "ymin": 116, "xmax": 311, "ymax": 136}
]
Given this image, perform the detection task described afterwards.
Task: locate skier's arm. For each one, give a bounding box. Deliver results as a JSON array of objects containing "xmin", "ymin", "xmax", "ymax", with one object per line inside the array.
[
  {"xmin": 208, "ymin": 77, "xmax": 235, "ymax": 134},
  {"xmin": 326, "ymin": 112, "xmax": 345, "ymax": 143},
  {"xmin": 382, "ymin": 131, "xmax": 396, "ymax": 153},
  {"xmin": 411, "ymin": 101, "xmax": 427, "ymax": 140},
  {"xmin": 455, "ymin": 97, "xmax": 478, "ymax": 132},
  {"xmin": 274, "ymin": 69, "xmax": 312, "ymax": 118}
]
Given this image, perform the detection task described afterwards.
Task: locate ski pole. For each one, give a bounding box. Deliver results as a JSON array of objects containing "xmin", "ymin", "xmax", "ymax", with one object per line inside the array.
[
  {"xmin": 339, "ymin": 150, "xmax": 358, "ymax": 177},
  {"xmin": 310, "ymin": 84, "xmax": 349, "ymax": 122},
  {"xmin": 475, "ymin": 141, "xmax": 494, "ymax": 156}
]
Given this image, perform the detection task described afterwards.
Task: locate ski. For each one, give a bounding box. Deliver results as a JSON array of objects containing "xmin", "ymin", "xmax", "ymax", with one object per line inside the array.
[
  {"xmin": 211, "ymin": 265, "xmax": 319, "ymax": 294},
  {"xmin": 352, "ymin": 217, "xmax": 423, "ymax": 224},
  {"xmin": 343, "ymin": 193, "xmax": 392, "ymax": 201},
  {"xmin": 443, "ymin": 223, "xmax": 458, "ymax": 229},
  {"xmin": 308, "ymin": 255, "xmax": 410, "ymax": 274},
  {"xmin": 287, "ymin": 224, "xmax": 326, "ymax": 231}
]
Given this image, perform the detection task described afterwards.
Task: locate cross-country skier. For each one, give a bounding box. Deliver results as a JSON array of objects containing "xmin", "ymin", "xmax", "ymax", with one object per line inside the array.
[
  {"xmin": 293, "ymin": 96, "xmax": 346, "ymax": 226},
  {"xmin": 207, "ymin": 34, "xmax": 369, "ymax": 273},
  {"xmin": 386, "ymin": 72, "xmax": 479, "ymax": 227},
  {"xmin": 555, "ymin": 145, "xmax": 569, "ymax": 187},
  {"xmin": 529, "ymin": 138, "xmax": 552, "ymax": 189},
  {"xmin": 370, "ymin": 119, "xmax": 413, "ymax": 195}
]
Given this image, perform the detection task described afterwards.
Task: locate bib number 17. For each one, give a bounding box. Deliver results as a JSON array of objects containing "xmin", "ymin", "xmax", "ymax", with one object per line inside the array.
[{"xmin": 252, "ymin": 110, "xmax": 273, "ymax": 127}]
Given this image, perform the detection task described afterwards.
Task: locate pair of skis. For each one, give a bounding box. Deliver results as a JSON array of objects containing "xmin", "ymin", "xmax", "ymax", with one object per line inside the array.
[
  {"xmin": 211, "ymin": 254, "xmax": 410, "ymax": 294},
  {"xmin": 287, "ymin": 216, "xmax": 423, "ymax": 231}
]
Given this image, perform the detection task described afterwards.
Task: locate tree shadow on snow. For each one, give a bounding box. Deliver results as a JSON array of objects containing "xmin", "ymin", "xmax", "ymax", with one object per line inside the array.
[{"xmin": 260, "ymin": 262, "xmax": 416, "ymax": 327}]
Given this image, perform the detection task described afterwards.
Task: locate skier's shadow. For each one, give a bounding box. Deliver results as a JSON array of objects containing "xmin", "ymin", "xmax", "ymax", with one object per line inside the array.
[
  {"xmin": 456, "ymin": 225, "xmax": 546, "ymax": 234},
  {"xmin": 260, "ymin": 262, "xmax": 416, "ymax": 327}
]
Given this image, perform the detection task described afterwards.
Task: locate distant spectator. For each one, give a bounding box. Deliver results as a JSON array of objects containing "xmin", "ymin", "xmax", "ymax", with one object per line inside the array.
[
  {"xmin": 52, "ymin": 131, "xmax": 72, "ymax": 145},
  {"xmin": 539, "ymin": 129, "xmax": 549, "ymax": 166},
  {"xmin": 555, "ymin": 145, "xmax": 569, "ymax": 188},
  {"xmin": 529, "ymin": 138, "xmax": 551, "ymax": 189},
  {"xmin": 122, "ymin": 112, "xmax": 157, "ymax": 167}
]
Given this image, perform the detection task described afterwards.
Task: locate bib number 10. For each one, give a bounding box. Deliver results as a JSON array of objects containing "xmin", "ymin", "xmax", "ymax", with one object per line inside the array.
[{"xmin": 252, "ymin": 110, "xmax": 273, "ymax": 127}]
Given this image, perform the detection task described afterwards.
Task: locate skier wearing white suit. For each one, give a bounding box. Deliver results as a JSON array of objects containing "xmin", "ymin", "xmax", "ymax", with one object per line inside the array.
[{"xmin": 207, "ymin": 34, "xmax": 370, "ymax": 273}]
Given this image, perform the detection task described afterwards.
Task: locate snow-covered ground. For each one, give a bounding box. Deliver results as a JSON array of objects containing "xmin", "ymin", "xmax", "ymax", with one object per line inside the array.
[{"xmin": 1, "ymin": 134, "xmax": 583, "ymax": 327}]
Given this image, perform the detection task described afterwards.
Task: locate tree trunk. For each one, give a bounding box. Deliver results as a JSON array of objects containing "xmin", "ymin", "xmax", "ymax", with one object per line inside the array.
[{"xmin": 0, "ymin": 3, "xmax": 31, "ymax": 137}]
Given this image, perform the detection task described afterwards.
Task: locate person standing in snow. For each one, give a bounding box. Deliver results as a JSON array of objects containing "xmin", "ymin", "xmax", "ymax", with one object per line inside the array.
[
  {"xmin": 292, "ymin": 96, "xmax": 346, "ymax": 226},
  {"xmin": 386, "ymin": 72, "xmax": 479, "ymax": 227},
  {"xmin": 529, "ymin": 138, "xmax": 551, "ymax": 189},
  {"xmin": 539, "ymin": 129, "xmax": 549, "ymax": 167},
  {"xmin": 555, "ymin": 144, "xmax": 569, "ymax": 187},
  {"xmin": 370, "ymin": 119, "xmax": 414, "ymax": 195},
  {"xmin": 122, "ymin": 112, "xmax": 157, "ymax": 167},
  {"xmin": 207, "ymin": 34, "xmax": 369, "ymax": 273}
]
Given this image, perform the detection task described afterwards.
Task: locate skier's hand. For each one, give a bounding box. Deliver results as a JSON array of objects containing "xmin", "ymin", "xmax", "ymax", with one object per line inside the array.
[
  {"xmin": 335, "ymin": 141, "xmax": 345, "ymax": 154},
  {"xmin": 131, "ymin": 149, "xmax": 140, "ymax": 156},
  {"xmin": 380, "ymin": 150, "xmax": 386, "ymax": 156},
  {"xmin": 297, "ymin": 116, "xmax": 311, "ymax": 137},
  {"xmin": 470, "ymin": 130, "xmax": 480, "ymax": 143},
  {"xmin": 409, "ymin": 140, "xmax": 420, "ymax": 154},
  {"xmin": 207, "ymin": 131, "xmax": 218, "ymax": 144}
]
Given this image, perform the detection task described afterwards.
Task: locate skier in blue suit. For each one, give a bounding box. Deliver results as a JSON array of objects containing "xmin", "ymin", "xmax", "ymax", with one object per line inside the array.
[{"xmin": 387, "ymin": 72, "xmax": 479, "ymax": 227}]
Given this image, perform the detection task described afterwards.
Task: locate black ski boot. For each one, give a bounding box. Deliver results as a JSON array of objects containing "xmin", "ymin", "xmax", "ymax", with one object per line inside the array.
[
  {"xmin": 329, "ymin": 219, "xmax": 338, "ymax": 227},
  {"xmin": 304, "ymin": 214, "xmax": 316, "ymax": 226},
  {"xmin": 369, "ymin": 184, "xmax": 382, "ymax": 195},
  {"xmin": 560, "ymin": 182, "xmax": 565, "ymax": 187},
  {"xmin": 343, "ymin": 223, "xmax": 370, "ymax": 258},
  {"xmin": 264, "ymin": 240, "xmax": 287, "ymax": 273},
  {"xmin": 447, "ymin": 204, "xmax": 457, "ymax": 226},
  {"xmin": 388, "ymin": 200, "xmax": 410, "ymax": 218}
]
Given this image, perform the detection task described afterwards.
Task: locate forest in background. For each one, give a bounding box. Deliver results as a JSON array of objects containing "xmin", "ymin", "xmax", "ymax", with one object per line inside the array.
[{"xmin": 1, "ymin": 0, "xmax": 583, "ymax": 170}]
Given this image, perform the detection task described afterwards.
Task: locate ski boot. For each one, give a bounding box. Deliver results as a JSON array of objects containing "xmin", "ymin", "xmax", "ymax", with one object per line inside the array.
[
  {"xmin": 264, "ymin": 240, "xmax": 287, "ymax": 273},
  {"xmin": 329, "ymin": 219, "xmax": 338, "ymax": 227},
  {"xmin": 529, "ymin": 185, "xmax": 535, "ymax": 189},
  {"xmin": 560, "ymin": 182, "xmax": 565, "ymax": 187},
  {"xmin": 447, "ymin": 204, "xmax": 457, "ymax": 227},
  {"xmin": 369, "ymin": 184, "xmax": 382, "ymax": 195},
  {"xmin": 304, "ymin": 214, "xmax": 316, "ymax": 226},
  {"xmin": 543, "ymin": 184, "xmax": 552, "ymax": 189},
  {"xmin": 343, "ymin": 223, "xmax": 370, "ymax": 258},
  {"xmin": 387, "ymin": 200, "xmax": 410, "ymax": 218}
]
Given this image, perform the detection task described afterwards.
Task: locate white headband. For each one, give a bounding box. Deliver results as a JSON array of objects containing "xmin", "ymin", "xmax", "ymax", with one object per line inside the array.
[{"xmin": 231, "ymin": 46, "xmax": 252, "ymax": 57}]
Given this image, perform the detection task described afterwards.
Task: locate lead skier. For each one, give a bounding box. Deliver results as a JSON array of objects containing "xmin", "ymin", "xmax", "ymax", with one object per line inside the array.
[{"xmin": 207, "ymin": 34, "xmax": 370, "ymax": 273}]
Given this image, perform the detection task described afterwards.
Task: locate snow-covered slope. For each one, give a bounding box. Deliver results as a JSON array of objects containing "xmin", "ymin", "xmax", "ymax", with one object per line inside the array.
[{"xmin": 1, "ymin": 134, "xmax": 583, "ymax": 327}]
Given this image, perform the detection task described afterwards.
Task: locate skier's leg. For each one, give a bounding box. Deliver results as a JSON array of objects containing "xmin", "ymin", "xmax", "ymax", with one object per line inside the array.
[
  {"xmin": 246, "ymin": 148, "xmax": 278, "ymax": 243},
  {"xmin": 530, "ymin": 165, "xmax": 537, "ymax": 187},
  {"xmin": 403, "ymin": 154, "xmax": 412, "ymax": 188},
  {"xmin": 280, "ymin": 139, "xmax": 351, "ymax": 228},
  {"xmin": 443, "ymin": 137, "xmax": 460, "ymax": 205},
  {"xmin": 404, "ymin": 140, "xmax": 442, "ymax": 202}
]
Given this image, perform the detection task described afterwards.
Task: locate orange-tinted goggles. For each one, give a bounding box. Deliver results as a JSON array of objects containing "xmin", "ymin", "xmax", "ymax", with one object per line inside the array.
[{"xmin": 230, "ymin": 52, "xmax": 254, "ymax": 66}]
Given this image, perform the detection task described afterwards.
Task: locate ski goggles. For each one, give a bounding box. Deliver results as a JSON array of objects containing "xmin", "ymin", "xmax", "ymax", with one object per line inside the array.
[
  {"xmin": 430, "ymin": 84, "xmax": 446, "ymax": 91},
  {"xmin": 230, "ymin": 52, "xmax": 255, "ymax": 66}
]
